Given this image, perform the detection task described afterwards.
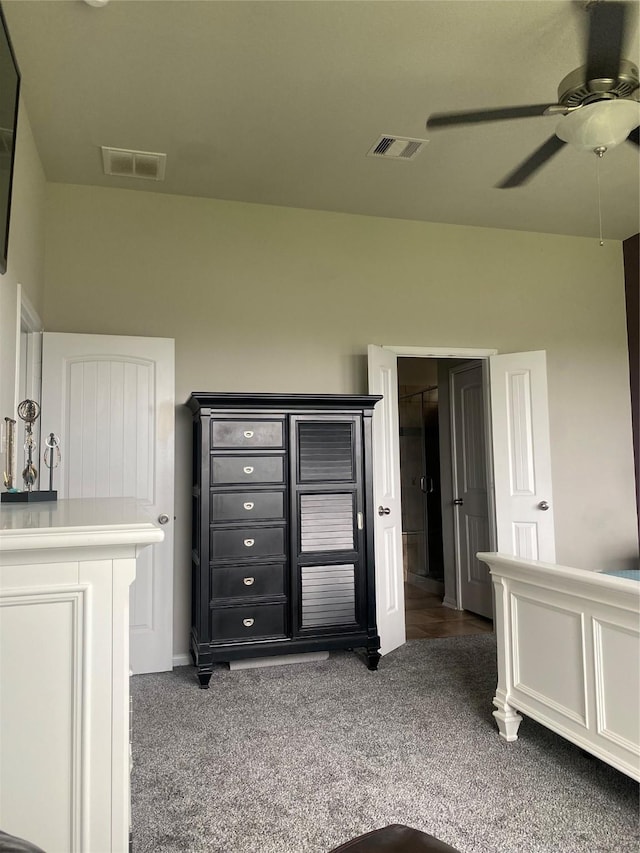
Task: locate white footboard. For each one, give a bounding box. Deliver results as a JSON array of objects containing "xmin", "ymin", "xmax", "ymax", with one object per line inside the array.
[{"xmin": 477, "ymin": 552, "xmax": 640, "ymax": 781}]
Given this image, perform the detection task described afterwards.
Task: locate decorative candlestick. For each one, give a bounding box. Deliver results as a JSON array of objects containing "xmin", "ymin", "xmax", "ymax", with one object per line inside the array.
[
  {"xmin": 44, "ymin": 433, "xmax": 61, "ymax": 493},
  {"xmin": 3, "ymin": 416, "xmax": 16, "ymax": 490},
  {"xmin": 18, "ymin": 399, "xmax": 40, "ymax": 491},
  {"xmin": 1, "ymin": 401, "xmax": 57, "ymax": 503}
]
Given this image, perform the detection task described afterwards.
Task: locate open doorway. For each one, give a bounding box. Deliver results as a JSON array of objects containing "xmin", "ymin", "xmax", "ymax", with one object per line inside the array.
[
  {"xmin": 369, "ymin": 344, "xmax": 555, "ymax": 656},
  {"xmin": 397, "ymin": 356, "xmax": 494, "ymax": 640}
]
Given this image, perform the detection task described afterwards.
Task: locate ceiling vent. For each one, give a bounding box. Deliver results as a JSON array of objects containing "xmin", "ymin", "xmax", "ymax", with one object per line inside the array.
[
  {"xmin": 367, "ymin": 135, "xmax": 428, "ymax": 160},
  {"xmin": 101, "ymin": 146, "xmax": 167, "ymax": 181}
]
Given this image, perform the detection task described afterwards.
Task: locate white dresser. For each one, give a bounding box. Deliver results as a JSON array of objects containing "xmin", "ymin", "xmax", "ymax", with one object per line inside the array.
[{"xmin": 0, "ymin": 498, "xmax": 164, "ymax": 853}]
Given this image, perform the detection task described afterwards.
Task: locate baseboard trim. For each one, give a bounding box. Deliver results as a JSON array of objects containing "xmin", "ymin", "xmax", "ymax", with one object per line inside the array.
[{"xmin": 172, "ymin": 653, "xmax": 191, "ymax": 668}]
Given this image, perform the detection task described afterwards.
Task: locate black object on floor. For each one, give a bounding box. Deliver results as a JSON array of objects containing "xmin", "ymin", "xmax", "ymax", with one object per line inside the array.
[
  {"xmin": 328, "ymin": 824, "xmax": 462, "ymax": 853},
  {"xmin": 0, "ymin": 830, "xmax": 47, "ymax": 853}
]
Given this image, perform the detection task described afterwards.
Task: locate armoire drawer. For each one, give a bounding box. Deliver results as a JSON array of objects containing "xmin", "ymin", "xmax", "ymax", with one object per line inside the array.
[
  {"xmin": 211, "ymin": 419, "xmax": 284, "ymax": 449},
  {"xmin": 210, "ymin": 563, "xmax": 285, "ymax": 600},
  {"xmin": 211, "ymin": 455, "xmax": 284, "ymax": 485},
  {"xmin": 210, "ymin": 603, "xmax": 286, "ymax": 642},
  {"xmin": 210, "ymin": 526, "xmax": 285, "ymax": 559},
  {"xmin": 211, "ymin": 491, "xmax": 285, "ymax": 523}
]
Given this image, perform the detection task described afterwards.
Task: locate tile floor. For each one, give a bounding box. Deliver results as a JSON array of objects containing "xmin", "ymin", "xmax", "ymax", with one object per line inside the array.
[{"xmin": 404, "ymin": 582, "xmax": 494, "ymax": 639}]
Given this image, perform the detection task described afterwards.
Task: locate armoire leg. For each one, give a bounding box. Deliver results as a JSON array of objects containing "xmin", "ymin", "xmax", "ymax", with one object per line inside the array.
[
  {"xmin": 197, "ymin": 668, "xmax": 213, "ymax": 689},
  {"xmin": 366, "ymin": 649, "xmax": 381, "ymax": 671}
]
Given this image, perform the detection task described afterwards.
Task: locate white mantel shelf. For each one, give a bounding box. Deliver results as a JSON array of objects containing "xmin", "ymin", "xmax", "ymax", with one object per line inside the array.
[
  {"xmin": 0, "ymin": 496, "xmax": 163, "ymax": 556},
  {"xmin": 0, "ymin": 497, "xmax": 163, "ymax": 853}
]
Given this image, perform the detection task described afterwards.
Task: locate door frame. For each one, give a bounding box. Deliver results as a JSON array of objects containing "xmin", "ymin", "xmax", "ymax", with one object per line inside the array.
[
  {"xmin": 11, "ymin": 285, "xmax": 43, "ymax": 482},
  {"xmin": 15, "ymin": 283, "xmax": 43, "ymax": 409},
  {"xmin": 378, "ymin": 345, "xmax": 498, "ymax": 612}
]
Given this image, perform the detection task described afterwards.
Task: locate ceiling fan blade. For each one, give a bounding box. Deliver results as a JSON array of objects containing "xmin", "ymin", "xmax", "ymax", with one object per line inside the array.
[
  {"xmin": 426, "ymin": 104, "xmax": 557, "ymax": 129},
  {"xmin": 497, "ymin": 136, "xmax": 567, "ymax": 188},
  {"xmin": 628, "ymin": 126, "xmax": 640, "ymax": 146},
  {"xmin": 584, "ymin": 1, "xmax": 628, "ymax": 82}
]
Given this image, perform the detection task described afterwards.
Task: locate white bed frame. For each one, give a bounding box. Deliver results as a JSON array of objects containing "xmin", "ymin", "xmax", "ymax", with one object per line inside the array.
[{"xmin": 477, "ymin": 552, "xmax": 640, "ymax": 781}]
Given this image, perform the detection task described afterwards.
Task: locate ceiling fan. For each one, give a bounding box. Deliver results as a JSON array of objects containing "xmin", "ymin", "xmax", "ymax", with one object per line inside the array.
[{"xmin": 426, "ymin": 0, "xmax": 640, "ymax": 187}]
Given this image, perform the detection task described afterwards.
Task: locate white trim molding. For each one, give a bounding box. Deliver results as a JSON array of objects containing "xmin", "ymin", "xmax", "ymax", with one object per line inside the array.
[
  {"xmin": 0, "ymin": 498, "xmax": 164, "ymax": 852},
  {"xmin": 383, "ymin": 345, "xmax": 498, "ymax": 358},
  {"xmin": 18, "ymin": 284, "xmax": 43, "ymax": 334}
]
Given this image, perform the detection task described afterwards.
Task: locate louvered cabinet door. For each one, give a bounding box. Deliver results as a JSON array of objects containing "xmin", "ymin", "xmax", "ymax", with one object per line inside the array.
[{"xmin": 291, "ymin": 416, "xmax": 367, "ymax": 636}]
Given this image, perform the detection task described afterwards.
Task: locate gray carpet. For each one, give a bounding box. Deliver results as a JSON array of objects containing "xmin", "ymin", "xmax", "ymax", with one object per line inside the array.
[{"xmin": 131, "ymin": 635, "xmax": 639, "ymax": 853}]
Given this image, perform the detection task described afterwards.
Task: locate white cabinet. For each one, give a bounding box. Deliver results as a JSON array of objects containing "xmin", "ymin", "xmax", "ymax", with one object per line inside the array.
[{"xmin": 0, "ymin": 499, "xmax": 163, "ymax": 852}]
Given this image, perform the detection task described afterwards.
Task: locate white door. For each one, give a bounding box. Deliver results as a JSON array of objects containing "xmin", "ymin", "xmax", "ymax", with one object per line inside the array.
[
  {"xmin": 367, "ymin": 345, "xmax": 406, "ymax": 655},
  {"xmin": 451, "ymin": 363, "xmax": 492, "ymax": 618},
  {"xmin": 489, "ymin": 350, "xmax": 556, "ymax": 562},
  {"xmin": 41, "ymin": 332, "xmax": 175, "ymax": 674}
]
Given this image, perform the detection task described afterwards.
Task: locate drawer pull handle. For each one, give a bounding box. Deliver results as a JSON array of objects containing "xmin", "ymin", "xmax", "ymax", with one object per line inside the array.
[
  {"xmin": 243, "ymin": 618, "xmax": 255, "ymax": 627},
  {"xmin": 244, "ymin": 538, "xmax": 255, "ymax": 547},
  {"xmin": 243, "ymin": 577, "xmax": 255, "ymax": 586},
  {"xmin": 243, "ymin": 466, "xmax": 254, "ymax": 474},
  {"xmin": 243, "ymin": 430, "xmax": 254, "ymax": 439},
  {"xmin": 243, "ymin": 502, "xmax": 255, "ymax": 511}
]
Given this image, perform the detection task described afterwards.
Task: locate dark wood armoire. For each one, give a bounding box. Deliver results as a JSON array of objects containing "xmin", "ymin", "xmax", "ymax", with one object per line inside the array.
[{"xmin": 187, "ymin": 392, "xmax": 381, "ymax": 688}]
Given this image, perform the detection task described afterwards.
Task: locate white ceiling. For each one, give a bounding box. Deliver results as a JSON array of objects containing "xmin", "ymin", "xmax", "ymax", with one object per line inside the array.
[{"xmin": 4, "ymin": 0, "xmax": 640, "ymax": 240}]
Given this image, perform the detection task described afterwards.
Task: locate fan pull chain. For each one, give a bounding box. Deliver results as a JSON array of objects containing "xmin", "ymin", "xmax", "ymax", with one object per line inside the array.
[{"xmin": 595, "ymin": 149, "xmax": 605, "ymax": 246}]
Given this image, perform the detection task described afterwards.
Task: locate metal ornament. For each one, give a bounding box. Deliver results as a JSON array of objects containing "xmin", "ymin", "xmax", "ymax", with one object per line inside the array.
[
  {"xmin": 2, "ymin": 401, "xmax": 57, "ymax": 503},
  {"xmin": 3, "ymin": 416, "xmax": 16, "ymax": 489},
  {"xmin": 44, "ymin": 433, "xmax": 61, "ymax": 492},
  {"xmin": 17, "ymin": 399, "xmax": 41, "ymax": 492}
]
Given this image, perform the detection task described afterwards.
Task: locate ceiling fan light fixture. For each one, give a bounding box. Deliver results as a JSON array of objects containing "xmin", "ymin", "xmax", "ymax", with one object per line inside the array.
[{"xmin": 556, "ymin": 99, "xmax": 640, "ymax": 151}]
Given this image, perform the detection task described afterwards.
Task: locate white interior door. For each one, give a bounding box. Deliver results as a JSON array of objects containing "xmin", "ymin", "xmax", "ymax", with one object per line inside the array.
[
  {"xmin": 489, "ymin": 350, "xmax": 556, "ymax": 562},
  {"xmin": 41, "ymin": 332, "xmax": 175, "ymax": 674},
  {"xmin": 367, "ymin": 345, "xmax": 406, "ymax": 655},
  {"xmin": 451, "ymin": 363, "xmax": 492, "ymax": 618}
]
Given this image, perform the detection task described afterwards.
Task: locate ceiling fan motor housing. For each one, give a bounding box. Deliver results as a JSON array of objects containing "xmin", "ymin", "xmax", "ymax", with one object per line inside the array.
[{"xmin": 558, "ymin": 59, "xmax": 639, "ymax": 107}]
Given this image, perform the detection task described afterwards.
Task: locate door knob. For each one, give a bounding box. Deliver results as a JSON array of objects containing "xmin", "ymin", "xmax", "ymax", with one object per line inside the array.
[
  {"xmin": 453, "ymin": 499, "xmax": 464, "ymax": 506},
  {"xmin": 538, "ymin": 500, "xmax": 550, "ymax": 511},
  {"xmin": 158, "ymin": 513, "xmax": 170, "ymax": 525},
  {"xmin": 378, "ymin": 506, "xmax": 391, "ymax": 516}
]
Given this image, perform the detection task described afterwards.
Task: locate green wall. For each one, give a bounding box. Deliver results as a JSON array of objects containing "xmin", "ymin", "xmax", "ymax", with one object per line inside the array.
[{"xmin": 43, "ymin": 183, "xmax": 638, "ymax": 657}]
